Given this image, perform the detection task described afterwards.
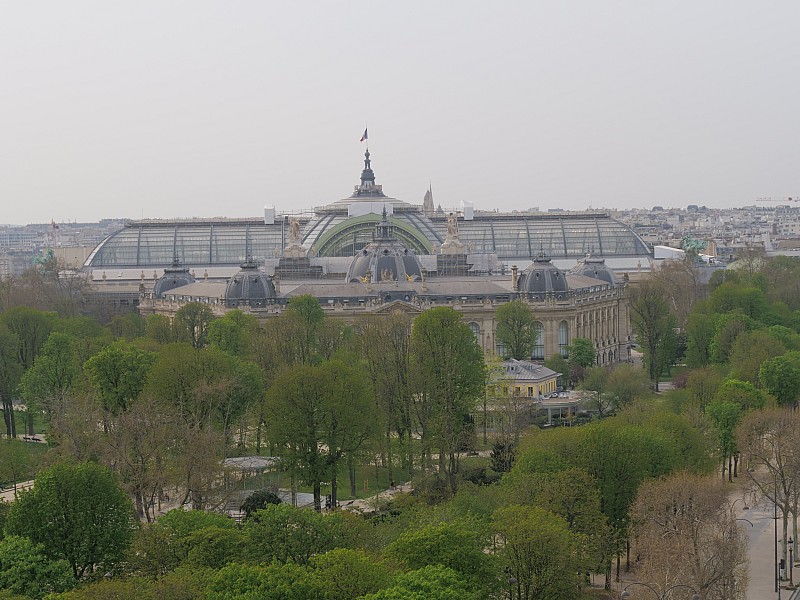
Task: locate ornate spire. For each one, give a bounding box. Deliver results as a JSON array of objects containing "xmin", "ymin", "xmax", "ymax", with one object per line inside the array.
[
  {"xmin": 375, "ymin": 205, "xmax": 393, "ymax": 240},
  {"xmin": 360, "ymin": 149, "xmax": 376, "ymax": 187},
  {"xmin": 351, "ymin": 148, "xmax": 385, "ymax": 197}
]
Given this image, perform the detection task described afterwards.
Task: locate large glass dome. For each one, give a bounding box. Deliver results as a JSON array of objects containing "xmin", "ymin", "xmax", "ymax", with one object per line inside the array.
[{"xmin": 83, "ymin": 151, "xmax": 651, "ymax": 270}]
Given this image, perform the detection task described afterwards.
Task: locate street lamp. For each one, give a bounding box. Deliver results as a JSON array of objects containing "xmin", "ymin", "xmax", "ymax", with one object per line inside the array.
[
  {"xmin": 505, "ymin": 566, "xmax": 517, "ymax": 599},
  {"xmin": 620, "ymin": 582, "xmax": 700, "ymax": 600},
  {"xmin": 790, "ymin": 536, "xmax": 794, "ymax": 588}
]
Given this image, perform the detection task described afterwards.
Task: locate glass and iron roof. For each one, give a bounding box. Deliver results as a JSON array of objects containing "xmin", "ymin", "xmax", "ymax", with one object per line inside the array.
[{"xmin": 85, "ymin": 151, "xmax": 651, "ymax": 269}]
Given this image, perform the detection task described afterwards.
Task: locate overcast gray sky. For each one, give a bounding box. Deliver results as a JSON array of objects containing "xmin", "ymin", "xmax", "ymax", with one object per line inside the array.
[{"xmin": 1, "ymin": 1, "xmax": 798, "ymax": 224}]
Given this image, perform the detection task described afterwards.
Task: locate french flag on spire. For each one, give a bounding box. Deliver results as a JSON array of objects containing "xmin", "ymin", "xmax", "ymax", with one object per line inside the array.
[{"xmin": 360, "ymin": 128, "xmax": 368, "ymax": 142}]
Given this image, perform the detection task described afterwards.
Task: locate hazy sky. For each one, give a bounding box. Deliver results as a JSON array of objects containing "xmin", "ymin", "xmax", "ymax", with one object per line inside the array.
[{"xmin": 2, "ymin": 1, "xmax": 799, "ymax": 224}]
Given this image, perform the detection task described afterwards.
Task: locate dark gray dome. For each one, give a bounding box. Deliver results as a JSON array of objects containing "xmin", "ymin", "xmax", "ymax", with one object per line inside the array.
[
  {"xmin": 518, "ymin": 254, "xmax": 569, "ymax": 295},
  {"xmin": 569, "ymin": 254, "xmax": 617, "ymax": 285},
  {"xmin": 153, "ymin": 260, "xmax": 195, "ymax": 298},
  {"xmin": 346, "ymin": 211, "xmax": 423, "ymax": 283},
  {"xmin": 224, "ymin": 258, "xmax": 277, "ymax": 308}
]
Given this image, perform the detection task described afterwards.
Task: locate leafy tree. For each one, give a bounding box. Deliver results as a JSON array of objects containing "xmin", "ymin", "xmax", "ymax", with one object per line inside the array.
[
  {"xmin": 605, "ymin": 363, "xmax": 650, "ymax": 409},
  {"xmin": 0, "ymin": 440, "xmax": 32, "ymax": 495},
  {"xmin": 145, "ymin": 314, "xmax": 174, "ymax": 344},
  {"xmin": 5, "ymin": 462, "xmax": 138, "ymax": 578},
  {"xmin": 240, "ymin": 489, "xmax": 282, "ymax": 518},
  {"xmin": 183, "ymin": 526, "xmax": 251, "ymax": 569},
  {"xmin": 84, "ymin": 342, "xmax": 156, "ymax": 414},
  {"xmin": 494, "ymin": 505, "xmax": 588, "ymax": 600},
  {"xmin": 355, "ymin": 313, "xmax": 413, "ymax": 483},
  {"xmin": 710, "ymin": 315, "xmax": 755, "ymax": 364},
  {"xmin": 157, "ymin": 507, "xmax": 236, "ymax": 536},
  {"xmin": 568, "ymin": 337, "xmax": 596, "ymax": 370},
  {"xmin": 126, "ymin": 509, "xmax": 236, "ymax": 577},
  {"xmin": 728, "ymin": 329, "xmax": 786, "ymax": 385},
  {"xmin": 706, "ymin": 400, "xmax": 742, "ymax": 481},
  {"xmin": 494, "ymin": 300, "xmax": 538, "ymax": 359},
  {"xmin": 684, "ymin": 309, "xmax": 716, "ymax": 367},
  {"xmin": 629, "ymin": 282, "xmax": 678, "ymax": 390},
  {"xmin": 386, "ymin": 520, "xmax": 496, "ymax": 587},
  {"xmin": 206, "ymin": 561, "xmax": 326, "ymax": 600},
  {"xmin": 410, "ymin": 307, "xmax": 485, "ymax": 493},
  {"xmin": 146, "ymin": 343, "xmax": 263, "ymax": 432},
  {"xmin": 242, "ymin": 504, "xmax": 358, "ymax": 565},
  {"xmin": 0, "ymin": 536, "xmax": 74, "ymax": 599},
  {"xmin": 19, "ymin": 331, "xmax": 79, "ymax": 427},
  {"xmin": 579, "ymin": 420, "xmax": 679, "ymax": 585},
  {"xmin": 0, "ymin": 307, "xmax": 55, "ymax": 370},
  {"xmin": 544, "ymin": 353, "xmax": 570, "ymax": 386},
  {"xmin": 759, "ymin": 350, "xmax": 800, "ymax": 408},
  {"xmin": 207, "ymin": 309, "xmax": 259, "ymax": 358},
  {"xmin": 310, "ymin": 549, "xmax": 394, "ymax": 600},
  {"xmin": 685, "ymin": 366, "xmax": 724, "ymax": 410},
  {"xmin": 708, "ymin": 280, "xmax": 770, "ymax": 320},
  {"xmin": 581, "ymin": 366, "xmax": 611, "ymax": 416},
  {"xmin": 265, "ymin": 359, "xmax": 377, "ymax": 510},
  {"xmin": 0, "ymin": 329, "xmax": 22, "ymax": 439},
  {"xmin": 174, "ymin": 302, "xmax": 215, "ymax": 349},
  {"xmin": 109, "ymin": 312, "xmax": 146, "ymax": 340},
  {"xmin": 364, "ymin": 565, "xmax": 479, "ymax": 600}
]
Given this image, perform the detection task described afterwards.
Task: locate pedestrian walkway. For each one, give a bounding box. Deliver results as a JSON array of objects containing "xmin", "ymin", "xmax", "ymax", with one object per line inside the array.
[{"xmin": 731, "ymin": 491, "xmax": 799, "ymax": 600}]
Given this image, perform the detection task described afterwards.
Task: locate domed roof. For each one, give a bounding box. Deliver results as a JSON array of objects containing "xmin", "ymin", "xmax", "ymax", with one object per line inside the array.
[
  {"xmin": 346, "ymin": 210, "xmax": 423, "ymax": 283},
  {"xmin": 153, "ymin": 259, "xmax": 195, "ymax": 298},
  {"xmin": 224, "ymin": 258, "xmax": 277, "ymax": 308},
  {"xmin": 517, "ymin": 254, "xmax": 569, "ymax": 295},
  {"xmin": 569, "ymin": 254, "xmax": 617, "ymax": 285}
]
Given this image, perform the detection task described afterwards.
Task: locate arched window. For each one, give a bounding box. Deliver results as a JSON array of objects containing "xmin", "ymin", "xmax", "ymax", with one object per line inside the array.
[
  {"xmin": 468, "ymin": 322, "xmax": 481, "ymax": 342},
  {"xmin": 533, "ymin": 322, "xmax": 544, "ymax": 359},
  {"xmin": 558, "ymin": 320, "xmax": 570, "ymax": 357}
]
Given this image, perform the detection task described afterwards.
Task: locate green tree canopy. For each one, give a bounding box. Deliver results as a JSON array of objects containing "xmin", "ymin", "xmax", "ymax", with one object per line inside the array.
[
  {"xmin": 494, "ymin": 505, "xmax": 588, "ymax": 600},
  {"xmin": 174, "ymin": 302, "xmax": 215, "ymax": 349},
  {"xmin": 364, "ymin": 565, "xmax": 480, "ymax": 600},
  {"xmin": 494, "ymin": 300, "xmax": 538, "ymax": 360},
  {"xmin": 568, "ymin": 337, "xmax": 596, "ymax": 370},
  {"xmin": 242, "ymin": 504, "xmax": 359, "ymax": 565},
  {"xmin": 759, "ymin": 350, "xmax": 800, "ymax": 408},
  {"xmin": 410, "ymin": 307, "xmax": 485, "ymax": 493},
  {"xmin": 5, "ymin": 462, "xmax": 138, "ymax": 579},
  {"xmin": 84, "ymin": 341, "xmax": 156, "ymax": 414},
  {"xmin": 0, "ymin": 536, "xmax": 74, "ymax": 599},
  {"xmin": 265, "ymin": 359, "xmax": 377, "ymax": 510},
  {"xmin": 629, "ymin": 282, "xmax": 678, "ymax": 390},
  {"xmin": 386, "ymin": 520, "xmax": 496, "ymax": 587}
]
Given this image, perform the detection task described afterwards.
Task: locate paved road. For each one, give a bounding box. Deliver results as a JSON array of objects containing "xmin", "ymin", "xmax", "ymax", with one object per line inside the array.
[{"xmin": 735, "ymin": 495, "xmax": 800, "ymax": 600}]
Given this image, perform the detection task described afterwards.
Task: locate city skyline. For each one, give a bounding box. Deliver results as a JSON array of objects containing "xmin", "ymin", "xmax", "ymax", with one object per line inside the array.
[{"xmin": 1, "ymin": 2, "xmax": 799, "ymax": 224}]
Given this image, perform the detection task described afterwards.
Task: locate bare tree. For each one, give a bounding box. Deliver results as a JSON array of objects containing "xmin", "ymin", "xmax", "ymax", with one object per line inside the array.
[
  {"xmin": 631, "ymin": 472, "xmax": 749, "ymax": 600},
  {"xmin": 737, "ymin": 408, "xmax": 800, "ymax": 567}
]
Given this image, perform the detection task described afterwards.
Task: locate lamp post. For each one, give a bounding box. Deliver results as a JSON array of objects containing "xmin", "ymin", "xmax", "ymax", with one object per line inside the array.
[
  {"xmin": 790, "ymin": 536, "xmax": 794, "ymax": 588},
  {"xmin": 620, "ymin": 582, "xmax": 700, "ymax": 600},
  {"xmin": 505, "ymin": 566, "xmax": 517, "ymax": 599}
]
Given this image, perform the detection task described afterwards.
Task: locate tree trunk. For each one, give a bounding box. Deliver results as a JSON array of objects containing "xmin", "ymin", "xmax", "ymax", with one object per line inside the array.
[
  {"xmin": 733, "ymin": 453, "xmax": 739, "ymax": 478},
  {"xmin": 348, "ymin": 457, "xmax": 356, "ymax": 498},
  {"xmin": 626, "ymin": 537, "xmax": 630, "ymax": 572},
  {"xmin": 134, "ymin": 491, "xmax": 145, "ymax": 519},
  {"xmin": 26, "ymin": 409, "xmax": 34, "ymax": 437},
  {"xmin": 330, "ymin": 464, "xmax": 338, "ymax": 510},
  {"xmin": 2, "ymin": 400, "xmax": 11, "ymax": 438},
  {"xmin": 313, "ymin": 480, "xmax": 321, "ymax": 512},
  {"xmin": 728, "ymin": 454, "xmax": 733, "ymax": 482}
]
